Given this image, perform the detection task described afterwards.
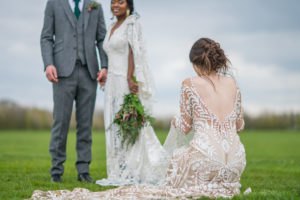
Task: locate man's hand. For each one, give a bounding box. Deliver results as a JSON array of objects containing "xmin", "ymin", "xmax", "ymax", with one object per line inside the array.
[
  {"xmin": 128, "ymin": 79, "xmax": 139, "ymax": 94},
  {"xmin": 97, "ymin": 68, "xmax": 107, "ymax": 86},
  {"xmin": 46, "ymin": 65, "xmax": 58, "ymax": 83}
]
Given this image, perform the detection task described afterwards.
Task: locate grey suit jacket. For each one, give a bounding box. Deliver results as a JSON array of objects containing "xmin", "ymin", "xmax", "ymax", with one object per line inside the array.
[{"xmin": 41, "ymin": 0, "xmax": 108, "ymax": 79}]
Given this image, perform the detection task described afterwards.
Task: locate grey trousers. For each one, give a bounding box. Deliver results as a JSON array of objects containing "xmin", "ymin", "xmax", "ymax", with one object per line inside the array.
[{"xmin": 49, "ymin": 61, "xmax": 97, "ymax": 176}]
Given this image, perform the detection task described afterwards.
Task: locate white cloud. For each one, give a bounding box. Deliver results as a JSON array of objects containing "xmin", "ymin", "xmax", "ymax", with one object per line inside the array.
[
  {"xmin": 0, "ymin": 0, "xmax": 300, "ymax": 117},
  {"xmin": 230, "ymin": 53, "xmax": 300, "ymax": 115},
  {"xmin": 8, "ymin": 42, "xmax": 39, "ymax": 55}
]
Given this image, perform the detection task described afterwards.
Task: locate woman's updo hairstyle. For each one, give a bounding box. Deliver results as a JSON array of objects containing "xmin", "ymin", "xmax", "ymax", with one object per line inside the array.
[
  {"xmin": 126, "ymin": 0, "xmax": 134, "ymax": 15},
  {"xmin": 189, "ymin": 38, "xmax": 230, "ymax": 76}
]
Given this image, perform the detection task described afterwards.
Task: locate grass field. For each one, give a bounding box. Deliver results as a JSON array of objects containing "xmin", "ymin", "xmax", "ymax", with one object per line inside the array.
[{"xmin": 0, "ymin": 130, "xmax": 300, "ymax": 200}]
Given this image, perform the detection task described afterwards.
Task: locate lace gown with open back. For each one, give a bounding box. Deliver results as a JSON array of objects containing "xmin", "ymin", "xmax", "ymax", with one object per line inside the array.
[{"xmin": 30, "ymin": 75, "xmax": 247, "ymax": 199}]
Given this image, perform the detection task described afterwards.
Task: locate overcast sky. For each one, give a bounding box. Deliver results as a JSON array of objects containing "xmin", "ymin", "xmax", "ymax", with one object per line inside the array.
[{"xmin": 0, "ymin": 0, "xmax": 299, "ymax": 117}]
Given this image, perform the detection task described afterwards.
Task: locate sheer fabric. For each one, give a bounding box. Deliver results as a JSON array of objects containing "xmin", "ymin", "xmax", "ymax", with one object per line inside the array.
[{"xmin": 31, "ymin": 77, "xmax": 247, "ymax": 199}]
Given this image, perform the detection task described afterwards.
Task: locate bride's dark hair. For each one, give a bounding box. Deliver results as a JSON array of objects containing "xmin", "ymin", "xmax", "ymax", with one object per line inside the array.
[
  {"xmin": 126, "ymin": 0, "xmax": 134, "ymax": 15},
  {"xmin": 189, "ymin": 38, "xmax": 230, "ymax": 75}
]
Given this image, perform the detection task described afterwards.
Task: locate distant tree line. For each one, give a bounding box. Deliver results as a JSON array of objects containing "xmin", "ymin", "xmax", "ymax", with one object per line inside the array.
[
  {"xmin": 244, "ymin": 112, "xmax": 300, "ymax": 130},
  {"xmin": 0, "ymin": 100, "xmax": 299, "ymax": 131},
  {"xmin": 0, "ymin": 100, "xmax": 103, "ymax": 130}
]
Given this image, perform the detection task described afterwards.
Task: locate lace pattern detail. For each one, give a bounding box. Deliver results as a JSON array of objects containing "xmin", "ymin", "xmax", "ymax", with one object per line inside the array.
[
  {"xmin": 30, "ymin": 61, "xmax": 247, "ymax": 199},
  {"xmin": 174, "ymin": 82, "xmax": 193, "ymax": 135}
]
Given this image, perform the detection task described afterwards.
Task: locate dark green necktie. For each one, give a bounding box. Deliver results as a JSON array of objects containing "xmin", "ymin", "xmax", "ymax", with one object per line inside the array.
[{"xmin": 74, "ymin": 0, "xmax": 81, "ymax": 19}]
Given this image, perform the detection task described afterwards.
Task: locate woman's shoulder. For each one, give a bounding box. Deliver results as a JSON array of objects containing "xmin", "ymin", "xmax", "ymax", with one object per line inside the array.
[
  {"xmin": 108, "ymin": 14, "xmax": 139, "ymax": 29},
  {"xmin": 220, "ymin": 75, "xmax": 238, "ymax": 90},
  {"xmin": 179, "ymin": 78, "xmax": 194, "ymax": 96},
  {"xmin": 182, "ymin": 76, "xmax": 209, "ymax": 88},
  {"xmin": 125, "ymin": 14, "xmax": 141, "ymax": 26},
  {"xmin": 181, "ymin": 77, "xmax": 193, "ymax": 87},
  {"xmin": 220, "ymin": 75, "xmax": 236, "ymax": 83},
  {"xmin": 218, "ymin": 76, "xmax": 241, "ymax": 98},
  {"xmin": 185, "ymin": 76, "xmax": 211, "ymax": 87}
]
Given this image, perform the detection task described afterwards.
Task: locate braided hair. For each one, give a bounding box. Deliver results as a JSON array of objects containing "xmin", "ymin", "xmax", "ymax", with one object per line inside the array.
[{"xmin": 189, "ymin": 38, "xmax": 230, "ymax": 76}]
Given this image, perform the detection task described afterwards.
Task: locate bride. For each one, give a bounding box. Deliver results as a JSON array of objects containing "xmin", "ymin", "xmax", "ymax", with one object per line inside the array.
[
  {"xmin": 96, "ymin": 0, "xmax": 170, "ymax": 186},
  {"xmin": 31, "ymin": 37, "xmax": 248, "ymax": 199}
]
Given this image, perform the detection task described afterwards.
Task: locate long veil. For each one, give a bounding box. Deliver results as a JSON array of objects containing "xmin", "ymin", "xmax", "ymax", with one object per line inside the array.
[
  {"xmin": 163, "ymin": 124, "xmax": 194, "ymax": 156},
  {"xmin": 127, "ymin": 14, "xmax": 194, "ymax": 183}
]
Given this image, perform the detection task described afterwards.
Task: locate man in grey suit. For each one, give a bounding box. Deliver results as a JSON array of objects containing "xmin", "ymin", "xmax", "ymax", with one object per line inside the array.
[{"xmin": 41, "ymin": 0, "xmax": 108, "ymax": 183}]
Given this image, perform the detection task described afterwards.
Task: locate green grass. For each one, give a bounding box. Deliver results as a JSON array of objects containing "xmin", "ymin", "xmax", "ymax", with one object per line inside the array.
[{"xmin": 0, "ymin": 130, "xmax": 300, "ymax": 200}]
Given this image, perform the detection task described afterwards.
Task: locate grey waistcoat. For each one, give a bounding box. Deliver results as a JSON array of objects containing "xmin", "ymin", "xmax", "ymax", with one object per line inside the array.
[{"xmin": 76, "ymin": 14, "xmax": 87, "ymax": 65}]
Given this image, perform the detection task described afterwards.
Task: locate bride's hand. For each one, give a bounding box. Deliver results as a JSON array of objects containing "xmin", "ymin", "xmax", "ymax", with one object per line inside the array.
[
  {"xmin": 128, "ymin": 79, "xmax": 138, "ymax": 94},
  {"xmin": 171, "ymin": 118, "xmax": 176, "ymax": 126}
]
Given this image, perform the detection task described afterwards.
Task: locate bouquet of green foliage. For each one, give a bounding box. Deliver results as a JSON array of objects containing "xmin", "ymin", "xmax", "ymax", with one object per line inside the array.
[{"xmin": 113, "ymin": 93, "xmax": 154, "ymax": 149}]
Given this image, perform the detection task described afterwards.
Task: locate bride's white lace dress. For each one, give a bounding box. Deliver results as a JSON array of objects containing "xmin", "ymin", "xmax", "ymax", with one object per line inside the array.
[
  {"xmin": 30, "ymin": 76, "xmax": 247, "ymax": 199},
  {"xmin": 96, "ymin": 14, "xmax": 170, "ymax": 186}
]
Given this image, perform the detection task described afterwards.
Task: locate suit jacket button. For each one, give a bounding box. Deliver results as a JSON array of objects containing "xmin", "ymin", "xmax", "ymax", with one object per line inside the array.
[
  {"xmin": 73, "ymin": 47, "xmax": 76, "ymax": 50},
  {"xmin": 73, "ymin": 34, "xmax": 76, "ymax": 37}
]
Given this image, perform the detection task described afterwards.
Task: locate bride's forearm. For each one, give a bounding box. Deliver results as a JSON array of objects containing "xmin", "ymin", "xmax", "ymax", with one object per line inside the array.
[
  {"xmin": 127, "ymin": 45, "xmax": 135, "ymax": 81},
  {"xmin": 127, "ymin": 45, "xmax": 138, "ymax": 94}
]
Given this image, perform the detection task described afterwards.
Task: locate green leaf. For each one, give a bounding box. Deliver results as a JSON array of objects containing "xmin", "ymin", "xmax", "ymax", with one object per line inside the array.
[{"xmin": 132, "ymin": 76, "xmax": 137, "ymax": 84}]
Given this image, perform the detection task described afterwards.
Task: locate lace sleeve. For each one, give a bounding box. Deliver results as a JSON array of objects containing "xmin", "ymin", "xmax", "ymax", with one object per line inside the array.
[
  {"xmin": 127, "ymin": 15, "xmax": 154, "ymax": 113},
  {"xmin": 174, "ymin": 80, "xmax": 193, "ymax": 135},
  {"xmin": 236, "ymin": 89, "xmax": 245, "ymax": 133}
]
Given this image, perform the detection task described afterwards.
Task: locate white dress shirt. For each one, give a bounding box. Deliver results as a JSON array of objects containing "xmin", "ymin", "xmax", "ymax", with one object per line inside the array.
[{"xmin": 68, "ymin": 0, "xmax": 84, "ymax": 12}]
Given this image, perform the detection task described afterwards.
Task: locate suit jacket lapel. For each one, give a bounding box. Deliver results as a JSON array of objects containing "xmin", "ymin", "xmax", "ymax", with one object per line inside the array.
[
  {"xmin": 61, "ymin": 0, "xmax": 77, "ymax": 29},
  {"xmin": 83, "ymin": 0, "xmax": 91, "ymax": 31}
]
